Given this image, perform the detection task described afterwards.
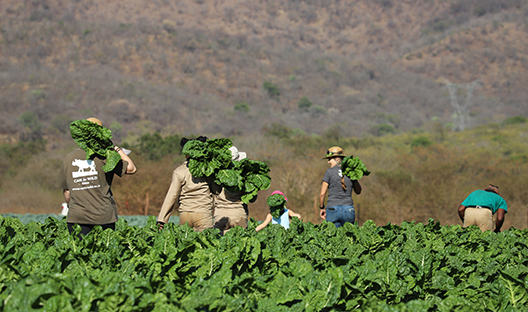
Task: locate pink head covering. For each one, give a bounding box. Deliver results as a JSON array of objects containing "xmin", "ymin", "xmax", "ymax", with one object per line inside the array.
[{"xmin": 271, "ymin": 190, "xmax": 287, "ymax": 201}]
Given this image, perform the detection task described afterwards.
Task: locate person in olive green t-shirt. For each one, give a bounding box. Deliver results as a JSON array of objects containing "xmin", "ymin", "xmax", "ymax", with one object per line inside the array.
[
  {"xmin": 55, "ymin": 117, "xmax": 137, "ymax": 238},
  {"xmin": 458, "ymin": 184, "xmax": 507, "ymax": 233}
]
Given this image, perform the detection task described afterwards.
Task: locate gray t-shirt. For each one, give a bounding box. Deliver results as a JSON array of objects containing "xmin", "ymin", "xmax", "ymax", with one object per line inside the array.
[{"xmin": 322, "ymin": 165, "xmax": 354, "ymax": 207}]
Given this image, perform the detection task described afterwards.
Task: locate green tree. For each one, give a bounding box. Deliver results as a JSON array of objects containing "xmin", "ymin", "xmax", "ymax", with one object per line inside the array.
[
  {"xmin": 298, "ymin": 97, "xmax": 313, "ymax": 110},
  {"xmin": 263, "ymin": 81, "xmax": 280, "ymax": 99},
  {"xmin": 234, "ymin": 102, "xmax": 250, "ymax": 113},
  {"xmin": 17, "ymin": 111, "xmax": 42, "ymax": 141}
]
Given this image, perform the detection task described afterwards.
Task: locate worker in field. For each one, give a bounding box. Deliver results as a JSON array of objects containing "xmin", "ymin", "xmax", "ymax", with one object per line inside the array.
[
  {"xmin": 156, "ymin": 136, "xmax": 215, "ymax": 232},
  {"xmin": 56, "ymin": 117, "xmax": 137, "ymax": 239},
  {"xmin": 458, "ymin": 184, "xmax": 507, "ymax": 233},
  {"xmin": 213, "ymin": 146, "xmax": 251, "ymax": 235},
  {"xmin": 255, "ymin": 190, "xmax": 302, "ymax": 231},
  {"xmin": 319, "ymin": 146, "xmax": 362, "ymax": 227}
]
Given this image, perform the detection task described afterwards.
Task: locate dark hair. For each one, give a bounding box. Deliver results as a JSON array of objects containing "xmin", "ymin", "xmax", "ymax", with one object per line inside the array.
[{"xmin": 180, "ymin": 136, "xmax": 209, "ymax": 148}]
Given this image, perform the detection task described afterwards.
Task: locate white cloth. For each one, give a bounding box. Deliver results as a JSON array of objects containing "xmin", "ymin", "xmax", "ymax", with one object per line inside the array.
[{"xmin": 271, "ymin": 208, "xmax": 290, "ymax": 229}]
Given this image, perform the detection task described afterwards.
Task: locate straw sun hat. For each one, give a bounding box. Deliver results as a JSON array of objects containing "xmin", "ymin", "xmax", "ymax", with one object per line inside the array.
[{"xmin": 323, "ymin": 146, "xmax": 346, "ymax": 159}]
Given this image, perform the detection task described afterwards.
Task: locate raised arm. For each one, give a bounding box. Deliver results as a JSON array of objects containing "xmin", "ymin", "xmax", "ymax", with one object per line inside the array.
[{"xmin": 114, "ymin": 146, "xmax": 137, "ymax": 174}]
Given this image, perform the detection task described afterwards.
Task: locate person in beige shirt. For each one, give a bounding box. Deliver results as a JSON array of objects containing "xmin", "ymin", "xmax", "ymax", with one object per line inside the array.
[
  {"xmin": 157, "ymin": 136, "xmax": 215, "ymax": 231},
  {"xmin": 213, "ymin": 146, "xmax": 251, "ymax": 235}
]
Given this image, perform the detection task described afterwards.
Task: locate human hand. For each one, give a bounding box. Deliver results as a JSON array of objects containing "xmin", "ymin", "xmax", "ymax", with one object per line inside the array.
[{"xmin": 320, "ymin": 209, "xmax": 326, "ymax": 220}]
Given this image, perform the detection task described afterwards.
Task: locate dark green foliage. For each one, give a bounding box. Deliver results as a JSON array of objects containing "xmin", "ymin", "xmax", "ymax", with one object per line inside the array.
[
  {"xmin": 298, "ymin": 97, "xmax": 313, "ymax": 110},
  {"xmin": 371, "ymin": 123, "xmax": 395, "ymax": 136},
  {"xmin": 234, "ymin": 102, "xmax": 250, "ymax": 113},
  {"xmin": 50, "ymin": 114, "xmax": 73, "ymax": 134},
  {"xmin": 267, "ymin": 193, "xmax": 286, "ymax": 208},
  {"xmin": 137, "ymin": 132, "xmax": 182, "ymax": 161},
  {"xmin": 0, "ymin": 140, "xmax": 46, "ymax": 178},
  {"xmin": 502, "ymin": 115, "xmax": 527, "ymax": 126},
  {"xmin": 69, "ymin": 119, "xmax": 121, "ymax": 172},
  {"xmin": 183, "ymin": 138, "xmax": 232, "ymax": 177},
  {"xmin": 215, "ymin": 159, "xmax": 271, "ymax": 204},
  {"xmin": 341, "ymin": 155, "xmax": 371, "ymax": 180},
  {"xmin": 411, "ymin": 136, "xmax": 433, "ymax": 149},
  {"xmin": 17, "ymin": 111, "xmax": 42, "ymax": 141},
  {"xmin": 267, "ymin": 193, "xmax": 287, "ymax": 218},
  {"xmin": 263, "ymin": 123, "xmax": 293, "ymax": 139},
  {"xmin": 263, "ymin": 81, "xmax": 280, "ymax": 98},
  {"xmin": 1, "ymin": 216, "xmax": 528, "ymax": 311}
]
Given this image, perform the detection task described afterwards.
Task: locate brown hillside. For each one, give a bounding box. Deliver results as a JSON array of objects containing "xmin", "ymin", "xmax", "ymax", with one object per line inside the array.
[{"xmin": 0, "ymin": 0, "xmax": 527, "ymax": 138}]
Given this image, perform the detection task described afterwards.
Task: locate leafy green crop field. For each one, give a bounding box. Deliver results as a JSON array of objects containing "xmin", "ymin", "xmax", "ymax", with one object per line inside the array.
[
  {"xmin": 0, "ymin": 214, "xmax": 168, "ymax": 227},
  {"xmin": 0, "ymin": 215, "xmax": 527, "ymax": 311}
]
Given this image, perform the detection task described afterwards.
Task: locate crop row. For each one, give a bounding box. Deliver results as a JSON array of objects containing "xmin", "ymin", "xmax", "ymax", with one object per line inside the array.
[{"xmin": 0, "ymin": 216, "xmax": 527, "ymax": 311}]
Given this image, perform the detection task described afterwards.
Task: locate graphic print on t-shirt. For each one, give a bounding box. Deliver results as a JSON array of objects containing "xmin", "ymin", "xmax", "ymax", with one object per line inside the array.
[{"xmin": 71, "ymin": 159, "xmax": 101, "ymax": 191}]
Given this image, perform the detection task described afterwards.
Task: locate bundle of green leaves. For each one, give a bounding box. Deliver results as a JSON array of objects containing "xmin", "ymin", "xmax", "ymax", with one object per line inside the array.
[
  {"xmin": 267, "ymin": 193, "xmax": 286, "ymax": 218},
  {"xmin": 341, "ymin": 155, "xmax": 371, "ymax": 180},
  {"xmin": 182, "ymin": 138, "xmax": 233, "ymax": 177},
  {"xmin": 215, "ymin": 159, "xmax": 271, "ymax": 204},
  {"xmin": 69, "ymin": 119, "xmax": 121, "ymax": 172}
]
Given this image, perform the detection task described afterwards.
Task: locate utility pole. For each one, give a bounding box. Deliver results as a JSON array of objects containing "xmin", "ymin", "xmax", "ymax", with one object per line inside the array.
[{"xmin": 444, "ymin": 79, "xmax": 480, "ymax": 131}]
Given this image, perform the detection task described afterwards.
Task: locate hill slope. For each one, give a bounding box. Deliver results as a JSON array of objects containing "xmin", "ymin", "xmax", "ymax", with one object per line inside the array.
[{"xmin": 0, "ymin": 0, "xmax": 527, "ymax": 139}]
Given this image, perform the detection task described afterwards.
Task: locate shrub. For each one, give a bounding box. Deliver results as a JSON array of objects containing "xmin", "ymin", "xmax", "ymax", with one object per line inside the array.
[
  {"xmin": 263, "ymin": 123, "xmax": 292, "ymax": 139},
  {"xmin": 17, "ymin": 111, "xmax": 42, "ymax": 141},
  {"xmin": 411, "ymin": 136, "xmax": 433, "ymax": 149},
  {"xmin": 136, "ymin": 132, "xmax": 182, "ymax": 161},
  {"xmin": 51, "ymin": 114, "xmax": 73, "ymax": 135},
  {"xmin": 263, "ymin": 81, "xmax": 280, "ymax": 99},
  {"xmin": 502, "ymin": 115, "xmax": 527, "ymax": 126},
  {"xmin": 298, "ymin": 97, "xmax": 313, "ymax": 110},
  {"xmin": 370, "ymin": 123, "xmax": 395, "ymax": 136},
  {"xmin": 234, "ymin": 102, "xmax": 250, "ymax": 113},
  {"xmin": 311, "ymin": 105, "xmax": 327, "ymax": 116}
]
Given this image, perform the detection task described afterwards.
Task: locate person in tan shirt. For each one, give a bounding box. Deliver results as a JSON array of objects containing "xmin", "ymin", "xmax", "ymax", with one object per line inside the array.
[{"xmin": 157, "ymin": 136, "xmax": 215, "ymax": 231}]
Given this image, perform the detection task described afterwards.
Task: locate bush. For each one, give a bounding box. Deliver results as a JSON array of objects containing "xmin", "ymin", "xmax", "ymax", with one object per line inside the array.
[
  {"xmin": 50, "ymin": 114, "xmax": 72, "ymax": 135},
  {"xmin": 263, "ymin": 123, "xmax": 292, "ymax": 139},
  {"xmin": 370, "ymin": 123, "xmax": 395, "ymax": 136},
  {"xmin": 411, "ymin": 136, "xmax": 433, "ymax": 149},
  {"xmin": 263, "ymin": 81, "xmax": 280, "ymax": 99},
  {"xmin": 234, "ymin": 102, "xmax": 250, "ymax": 113},
  {"xmin": 311, "ymin": 105, "xmax": 327, "ymax": 116},
  {"xmin": 502, "ymin": 115, "xmax": 527, "ymax": 126},
  {"xmin": 298, "ymin": 97, "xmax": 313, "ymax": 110},
  {"xmin": 136, "ymin": 132, "xmax": 182, "ymax": 161}
]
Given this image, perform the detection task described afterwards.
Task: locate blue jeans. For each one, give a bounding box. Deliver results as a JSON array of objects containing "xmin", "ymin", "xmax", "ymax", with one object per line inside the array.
[{"xmin": 326, "ymin": 205, "xmax": 355, "ymax": 228}]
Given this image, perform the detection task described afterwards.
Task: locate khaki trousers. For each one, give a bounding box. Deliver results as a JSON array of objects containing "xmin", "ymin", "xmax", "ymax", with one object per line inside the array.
[
  {"xmin": 179, "ymin": 211, "xmax": 213, "ymax": 232},
  {"xmin": 214, "ymin": 209, "xmax": 248, "ymax": 235},
  {"xmin": 463, "ymin": 207, "xmax": 494, "ymax": 232}
]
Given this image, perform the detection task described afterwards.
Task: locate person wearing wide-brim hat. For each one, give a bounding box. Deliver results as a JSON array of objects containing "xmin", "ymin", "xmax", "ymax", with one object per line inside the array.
[{"xmin": 319, "ymin": 146, "xmax": 362, "ymax": 227}]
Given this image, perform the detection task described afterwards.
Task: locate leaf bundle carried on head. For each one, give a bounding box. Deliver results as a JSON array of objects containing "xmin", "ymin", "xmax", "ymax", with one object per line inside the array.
[
  {"xmin": 69, "ymin": 119, "xmax": 121, "ymax": 172},
  {"xmin": 215, "ymin": 159, "xmax": 271, "ymax": 204},
  {"xmin": 341, "ymin": 155, "xmax": 370, "ymax": 180},
  {"xmin": 267, "ymin": 193, "xmax": 286, "ymax": 218},
  {"xmin": 183, "ymin": 138, "xmax": 233, "ymax": 178}
]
